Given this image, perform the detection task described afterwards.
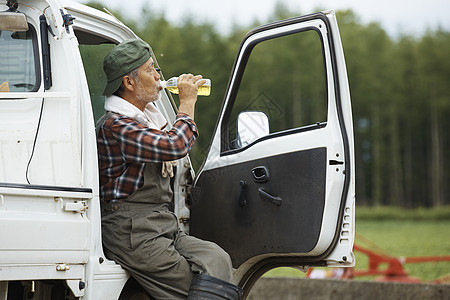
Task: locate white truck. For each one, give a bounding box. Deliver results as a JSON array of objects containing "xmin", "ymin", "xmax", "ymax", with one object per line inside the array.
[{"xmin": 0, "ymin": 0, "xmax": 355, "ymax": 299}]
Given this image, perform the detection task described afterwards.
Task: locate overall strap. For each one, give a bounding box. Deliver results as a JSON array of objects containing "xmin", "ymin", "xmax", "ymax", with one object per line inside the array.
[{"xmin": 95, "ymin": 111, "xmax": 115, "ymax": 134}]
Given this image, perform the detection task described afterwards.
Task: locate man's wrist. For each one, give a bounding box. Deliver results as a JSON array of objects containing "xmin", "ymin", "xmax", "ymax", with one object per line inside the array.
[{"xmin": 178, "ymin": 103, "xmax": 195, "ymax": 119}]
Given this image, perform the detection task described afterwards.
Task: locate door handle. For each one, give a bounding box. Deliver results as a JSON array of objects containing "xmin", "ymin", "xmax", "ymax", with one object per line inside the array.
[
  {"xmin": 238, "ymin": 180, "xmax": 248, "ymax": 207},
  {"xmin": 251, "ymin": 166, "xmax": 269, "ymax": 183},
  {"xmin": 258, "ymin": 188, "xmax": 282, "ymax": 206}
]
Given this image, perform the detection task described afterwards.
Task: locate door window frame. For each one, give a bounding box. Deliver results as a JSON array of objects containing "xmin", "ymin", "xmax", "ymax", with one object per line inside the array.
[{"xmin": 219, "ymin": 14, "xmax": 346, "ymax": 156}]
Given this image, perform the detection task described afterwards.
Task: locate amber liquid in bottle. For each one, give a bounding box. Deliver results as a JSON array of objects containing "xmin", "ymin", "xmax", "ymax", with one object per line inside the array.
[{"xmin": 162, "ymin": 77, "xmax": 211, "ymax": 96}]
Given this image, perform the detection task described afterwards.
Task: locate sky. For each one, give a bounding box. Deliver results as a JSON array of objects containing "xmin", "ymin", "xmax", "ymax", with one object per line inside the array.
[{"xmin": 78, "ymin": 0, "xmax": 450, "ymax": 37}]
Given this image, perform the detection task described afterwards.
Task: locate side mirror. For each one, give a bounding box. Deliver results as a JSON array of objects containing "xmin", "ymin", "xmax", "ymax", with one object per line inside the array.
[{"xmin": 236, "ymin": 111, "xmax": 270, "ymax": 148}]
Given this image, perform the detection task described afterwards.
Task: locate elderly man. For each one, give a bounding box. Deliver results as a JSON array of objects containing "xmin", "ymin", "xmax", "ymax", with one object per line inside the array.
[{"xmin": 97, "ymin": 39, "xmax": 242, "ymax": 299}]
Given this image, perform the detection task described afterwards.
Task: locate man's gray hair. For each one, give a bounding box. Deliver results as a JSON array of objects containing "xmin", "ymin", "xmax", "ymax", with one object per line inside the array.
[{"xmin": 113, "ymin": 67, "xmax": 140, "ymax": 97}]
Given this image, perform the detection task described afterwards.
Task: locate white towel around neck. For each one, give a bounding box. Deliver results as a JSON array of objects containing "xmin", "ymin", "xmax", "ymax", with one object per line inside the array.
[{"xmin": 105, "ymin": 95, "xmax": 168, "ymax": 130}]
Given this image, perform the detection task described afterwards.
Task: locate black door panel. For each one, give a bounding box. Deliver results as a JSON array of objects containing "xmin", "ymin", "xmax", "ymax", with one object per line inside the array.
[{"xmin": 190, "ymin": 147, "xmax": 326, "ymax": 267}]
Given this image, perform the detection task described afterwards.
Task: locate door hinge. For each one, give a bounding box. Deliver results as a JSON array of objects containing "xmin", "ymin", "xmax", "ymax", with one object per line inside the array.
[
  {"xmin": 64, "ymin": 200, "xmax": 88, "ymax": 213},
  {"xmin": 60, "ymin": 9, "xmax": 75, "ymax": 34},
  {"xmin": 56, "ymin": 263, "xmax": 70, "ymax": 271}
]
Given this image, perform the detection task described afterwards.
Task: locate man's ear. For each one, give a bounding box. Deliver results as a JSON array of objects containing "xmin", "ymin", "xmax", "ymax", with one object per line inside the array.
[{"xmin": 122, "ymin": 75, "xmax": 135, "ymax": 93}]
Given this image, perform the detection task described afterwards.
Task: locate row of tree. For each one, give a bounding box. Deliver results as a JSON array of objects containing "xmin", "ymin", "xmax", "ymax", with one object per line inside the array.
[{"xmin": 88, "ymin": 2, "xmax": 450, "ymax": 207}]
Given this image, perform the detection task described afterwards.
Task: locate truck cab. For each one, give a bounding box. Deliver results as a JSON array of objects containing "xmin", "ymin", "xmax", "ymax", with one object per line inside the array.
[{"xmin": 0, "ymin": 0, "xmax": 355, "ymax": 299}]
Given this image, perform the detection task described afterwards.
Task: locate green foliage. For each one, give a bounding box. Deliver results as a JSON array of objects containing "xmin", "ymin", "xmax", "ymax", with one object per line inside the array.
[
  {"xmin": 356, "ymin": 206, "xmax": 450, "ymax": 221},
  {"xmin": 335, "ymin": 10, "xmax": 450, "ymax": 207},
  {"xmin": 82, "ymin": 1, "xmax": 103, "ymax": 11},
  {"xmin": 227, "ymin": 29, "xmax": 327, "ymax": 146},
  {"xmin": 264, "ymin": 267, "xmax": 307, "ymax": 278},
  {"xmin": 83, "ymin": 1, "xmax": 128, "ymax": 24},
  {"xmin": 84, "ymin": 1, "xmax": 450, "ymax": 207}
]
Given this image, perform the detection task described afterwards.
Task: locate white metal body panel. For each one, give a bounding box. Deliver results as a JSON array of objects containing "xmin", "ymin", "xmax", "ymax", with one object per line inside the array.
[{"xmin": 0, "ymin": 0, "xmax": 135, "ymax": 298}]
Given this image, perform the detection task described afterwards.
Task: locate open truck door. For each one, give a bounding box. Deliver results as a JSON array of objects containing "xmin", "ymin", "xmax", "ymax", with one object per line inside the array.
[{"xmin": 189, "ymin": 10, "xmax": 355, "ymax": 295}]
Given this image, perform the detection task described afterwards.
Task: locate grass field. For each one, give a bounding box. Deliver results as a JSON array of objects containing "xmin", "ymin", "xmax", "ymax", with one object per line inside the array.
[{"xmin": 264, "ymin": 206, "xmax": 450, "ymax": 283}]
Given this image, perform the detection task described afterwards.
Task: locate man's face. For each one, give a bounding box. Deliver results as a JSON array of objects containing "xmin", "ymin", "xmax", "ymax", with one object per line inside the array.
[{"xmin": 134, "ymin": 58, "xmax": 161, "ymax": 107}]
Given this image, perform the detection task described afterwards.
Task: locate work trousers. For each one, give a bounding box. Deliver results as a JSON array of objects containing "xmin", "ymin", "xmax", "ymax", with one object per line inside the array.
[{"xmin": 101, "ymin": 201, "xmax": 234, "ymax": 299}]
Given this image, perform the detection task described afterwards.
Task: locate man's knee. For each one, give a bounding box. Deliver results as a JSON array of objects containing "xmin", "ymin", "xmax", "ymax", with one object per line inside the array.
[
  {"xmin": 202, "ymin": 243, "xmax": 234, "ymax": 282},
  {"xmin": 212, "ymin": 244, "xmax": 232, "ymax": 267},
  {"xmin": 175, "ymin": 234, "xmax": 234, "ymax": 282}
]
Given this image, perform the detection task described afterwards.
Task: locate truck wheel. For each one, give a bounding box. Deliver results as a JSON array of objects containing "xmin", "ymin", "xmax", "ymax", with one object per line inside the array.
[{"xmin": 118, "ymin": 277, "xmax": 154, "ymax": 300}]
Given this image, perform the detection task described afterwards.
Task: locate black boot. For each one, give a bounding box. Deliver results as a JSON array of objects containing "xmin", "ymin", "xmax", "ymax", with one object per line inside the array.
[{"xmin": 187, "ymin": 273, "xmax": 243, "ymax": 300}]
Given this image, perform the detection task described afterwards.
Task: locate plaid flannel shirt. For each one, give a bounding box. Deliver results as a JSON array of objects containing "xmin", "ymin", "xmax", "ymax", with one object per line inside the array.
[{"xmin": 97, "ymin": 112, "xmax": 198, "ymax": 203}]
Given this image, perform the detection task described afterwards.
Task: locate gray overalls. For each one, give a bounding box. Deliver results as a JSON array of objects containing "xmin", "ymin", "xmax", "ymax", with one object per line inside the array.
[{"xmin": 101, "ymin": 162, "xmax": 234, "ymax": 299}]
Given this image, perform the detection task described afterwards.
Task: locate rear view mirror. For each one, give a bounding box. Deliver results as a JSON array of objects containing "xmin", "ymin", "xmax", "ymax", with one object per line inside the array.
[
  {"xmin": 0, "ymin": 12, "xmax": 28, "ymax": 31},
  {"xmin": 0, "ymin": 0, "xmax": 28, "ymax": 32},
  {"xmin": 236, "ymin": 111, "xmax": 270, "ymax": 148}
]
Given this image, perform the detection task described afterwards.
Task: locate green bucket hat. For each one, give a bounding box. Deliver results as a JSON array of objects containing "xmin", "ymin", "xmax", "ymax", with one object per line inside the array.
[{"xmin": 103, "ymin": 39, "xmax": 152, "ymax": 96}]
